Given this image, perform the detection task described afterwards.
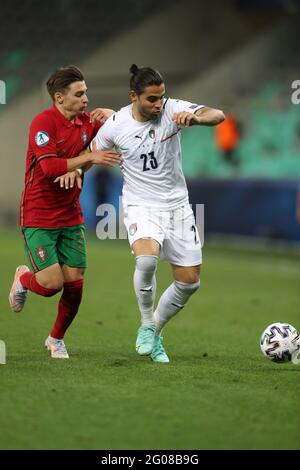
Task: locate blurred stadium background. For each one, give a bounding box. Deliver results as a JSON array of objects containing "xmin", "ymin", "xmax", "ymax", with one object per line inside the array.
[
  {"xmin": 1, "ymin": 0, "xmax": 300, "ymax": 242},
  {"xmin": 0, "ymin": 0, "xmax": 299, "ymax": 451}
]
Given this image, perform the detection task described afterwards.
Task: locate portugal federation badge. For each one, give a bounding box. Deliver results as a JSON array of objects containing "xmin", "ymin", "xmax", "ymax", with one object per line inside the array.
[
  {"xmin": 81, "ymin": 130, "xmax": 88, "ymax": 144},
  {"xmin": 36, "ymin": 246, "xmax": 47, "ymax": 262}
]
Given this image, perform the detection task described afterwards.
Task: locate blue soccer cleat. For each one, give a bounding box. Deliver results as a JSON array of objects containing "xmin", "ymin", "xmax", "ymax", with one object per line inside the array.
[
  {"xmin": 150, "ymin": 335, "xmax": 170, "ymax": 363},
  {"xmin": 135, "ymin": 325, "xmax": 156, "ymax": 355}
]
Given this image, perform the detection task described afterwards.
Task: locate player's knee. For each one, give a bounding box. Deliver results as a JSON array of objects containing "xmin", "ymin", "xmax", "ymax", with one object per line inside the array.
[
  {"xmin": 175, "ymin": 280, "xmax": 200, "ymax": 296},
  {"xmin": 135, "ymin": 255, "xmax": 158, "ymax": 274},
  {"xmin": 38, "ymin": 277, "xmax": 64, "ymax": 292}
]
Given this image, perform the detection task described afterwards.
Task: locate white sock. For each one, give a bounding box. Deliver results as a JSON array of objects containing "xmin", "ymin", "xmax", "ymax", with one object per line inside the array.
[
  {"xmin": 153, "ymin": 280, "xmax": 200, "ymax": 335},
  {"xmin": 133, "ymin": 255, "xmax": 158, "ymax": 326}
]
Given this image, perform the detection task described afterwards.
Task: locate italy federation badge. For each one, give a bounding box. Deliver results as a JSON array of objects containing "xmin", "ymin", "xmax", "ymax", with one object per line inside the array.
[{"xmin": 129, "ymin": 223, "xmax": 137, "ymax": 236}]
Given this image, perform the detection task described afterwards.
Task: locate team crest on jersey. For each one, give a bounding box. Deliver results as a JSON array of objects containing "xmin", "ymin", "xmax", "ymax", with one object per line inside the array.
[
  {"xmin": 36, "ymin": 246, "xmax": 47, "ymax": 262},
  {"xmin": 149, "ymin": 129, "xmax": 155, "ymax": 139},
  {"xmin": 81, "ymin": 130, "xmax": 88, "ymax": 144},
  {"xmin": 35, "ymin": 131, "xmax": 49, "ymax": 147},
  {"xmin": 129, "ymin": 223, "xmax": 137, "ymax": 236}
]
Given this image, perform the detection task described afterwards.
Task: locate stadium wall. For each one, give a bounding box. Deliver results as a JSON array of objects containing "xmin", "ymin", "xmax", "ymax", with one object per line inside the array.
[{"xmin": 188, "ymin": 179, "xmax": 299, "ymax": 242}]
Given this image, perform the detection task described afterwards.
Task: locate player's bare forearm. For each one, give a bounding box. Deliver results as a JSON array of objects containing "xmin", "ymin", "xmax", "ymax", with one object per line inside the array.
[
  {"xmin": 66, "ymin": 153, "xmax": 93, "ymax": 172},
  {"xmin": 194, "ymin": 107, "xmax": 225, "ymax": 126},
  {"xmin": 66, "ymin": 149, "xmax": 121, "ymax": 172},
  {"xmin": 172, "ymin": 107, "xmax": 225, "ymax": 128},
  {"xmin": 78, "ymin": 147, "xmax": 93, "ymax": 174},
  {"xmin": 55, "ymin": 148, "xmax": 122, "ymax": 189}
]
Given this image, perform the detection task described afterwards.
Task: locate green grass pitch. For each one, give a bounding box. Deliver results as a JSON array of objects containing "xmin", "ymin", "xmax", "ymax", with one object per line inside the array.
[{"xmin": 0, "ymin": 230, "xmax": 299, "ymax": 450}]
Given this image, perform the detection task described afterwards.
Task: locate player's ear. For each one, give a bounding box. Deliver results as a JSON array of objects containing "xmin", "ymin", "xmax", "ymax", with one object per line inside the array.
[
  {"xmin": 54, "ymin": 91, "xmax": 64, "ymax": 104},
  {"xmin": 130, "ymin": 90, "xmax": 137, "ymax": 102}
]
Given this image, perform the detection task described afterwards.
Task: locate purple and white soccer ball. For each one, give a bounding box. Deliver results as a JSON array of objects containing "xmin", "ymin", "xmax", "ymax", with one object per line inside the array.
[{"xmin": 260, "ymin": 322, "xmax": 300, "ymax": 364}]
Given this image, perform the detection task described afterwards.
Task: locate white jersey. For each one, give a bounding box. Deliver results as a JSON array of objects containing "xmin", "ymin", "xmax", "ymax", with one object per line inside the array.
[{"xmin": 93, "ymin": 98, "xmax": 204, "ymax": 209}]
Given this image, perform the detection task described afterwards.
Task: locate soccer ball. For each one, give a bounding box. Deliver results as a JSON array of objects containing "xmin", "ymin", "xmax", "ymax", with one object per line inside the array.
[{"xmin": 260, "ymin": 322, "xmax": 300, "ymax": 363}]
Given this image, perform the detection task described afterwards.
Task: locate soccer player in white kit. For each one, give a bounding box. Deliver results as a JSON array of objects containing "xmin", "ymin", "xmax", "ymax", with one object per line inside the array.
[{"xmin": 94, "ymin": 64, "xmax": 224, "ymax": 362}]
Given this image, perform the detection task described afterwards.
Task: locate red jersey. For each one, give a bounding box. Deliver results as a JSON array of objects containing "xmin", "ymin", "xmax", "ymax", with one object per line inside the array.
[{"xmin": 19, "ymin": 105, "xmax": 100, "ymax": 228}]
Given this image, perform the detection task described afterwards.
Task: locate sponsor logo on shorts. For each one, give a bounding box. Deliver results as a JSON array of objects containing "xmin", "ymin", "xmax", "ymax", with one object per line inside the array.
[
  {"xmin": 189, "ymin": 104, "xmax": 199, "ymax": 110},
  {"xmin": 129, "ymin": 223, "xmax": 137, "ymax": 236},
  {"xmin": 36, "ymin": 246, "xmax": 47, "ymax": 262},
  {"xmin": 35, "ymin": 131, "xmax": 50, "ymax": 147}
]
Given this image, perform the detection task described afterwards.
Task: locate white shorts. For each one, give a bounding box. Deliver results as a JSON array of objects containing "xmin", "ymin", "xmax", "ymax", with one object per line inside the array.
[{"xmin": 123, "ymin": 204, "xmax": 202, "ymax": 266}]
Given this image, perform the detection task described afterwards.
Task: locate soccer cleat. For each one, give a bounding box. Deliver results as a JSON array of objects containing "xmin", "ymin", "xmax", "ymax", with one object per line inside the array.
[
  {"xmin": 9, "ymin": 265, "xmax": 30, "ymax": 313},
  {"xmin": 45, "ymin": 336, "xmax": 69, "ymax": 359},
  {"xmin": 135, "ymin": 325, "xmax": 156, "ymax": 355},
  {"xmin": 150, "ymin": 335, "xmax": 170, "ymax": 363}
]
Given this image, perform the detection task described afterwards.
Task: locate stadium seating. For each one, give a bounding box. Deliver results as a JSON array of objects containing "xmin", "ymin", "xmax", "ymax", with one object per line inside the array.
[
  {"xmin": 182, "ymin": 81, "xmax": 300, "ymax": 179},
  {"xmin": 0, "ymin": 0, "xmax": 175, "ymax": 103}
]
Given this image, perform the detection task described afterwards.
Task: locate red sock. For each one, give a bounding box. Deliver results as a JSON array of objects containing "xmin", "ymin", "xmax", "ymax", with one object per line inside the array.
[
  {"xmin": 20, "ymin": 272, "xmax": 60, "ymax": 297},
  {"xmin": 50, "ymin": 278, "xmax": 84, "ymax": 339}
]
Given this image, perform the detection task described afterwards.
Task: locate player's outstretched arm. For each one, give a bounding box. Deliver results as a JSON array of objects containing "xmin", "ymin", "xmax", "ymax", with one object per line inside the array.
[
  {"xmin": 172, "ymin": 107, "xmax": 225, "ymax": 127},
  {"xmin": 65, "ymin": 149, "xmax": 121, "ymax": 172},
  {"xmin": 194, "ymin": 106, "xmax": 225, "ymax": 126},
  {"xmin": 54, "ymin": 146, "xmax": 122, "ymax": 189}
]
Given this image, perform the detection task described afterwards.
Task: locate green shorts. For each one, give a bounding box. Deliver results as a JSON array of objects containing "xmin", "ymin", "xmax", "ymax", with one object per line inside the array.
[{"xmin": 21, "ymin": 225, "xmax": 87, "ymax": 272}]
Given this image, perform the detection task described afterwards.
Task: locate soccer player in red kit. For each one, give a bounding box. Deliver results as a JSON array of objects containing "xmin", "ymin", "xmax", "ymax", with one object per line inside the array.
[{"xmin": 9, "ymin": 65, "xmax": 121, "ymax": 358}]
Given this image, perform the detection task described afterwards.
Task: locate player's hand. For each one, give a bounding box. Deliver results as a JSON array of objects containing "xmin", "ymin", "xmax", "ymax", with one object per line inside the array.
[
  {"xmin": 90, "ymin": 149, "xmax": 122, "ymax": 167},
  {"xmin": 172, "ymin": 112, "xmax": 198, "ymax": 127},
  {"xmin": 53, "ymin": 170, "xmax": 82, "ymax": 189},
  {"xmin": 90, "ymin": 108, "xmax": 115, "ymax": 125}
]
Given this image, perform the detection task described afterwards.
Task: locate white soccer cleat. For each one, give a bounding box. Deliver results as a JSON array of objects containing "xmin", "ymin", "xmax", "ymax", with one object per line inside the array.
[
  {"xmin": 9, "ymin": 265, "xmax": 30, "ymax": 313},
  {"xmin": 45, "ymin": 336, "xmax": 69, "ymax": 359}
]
